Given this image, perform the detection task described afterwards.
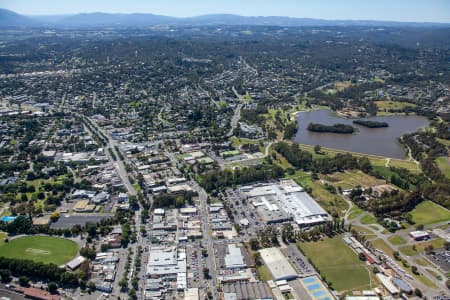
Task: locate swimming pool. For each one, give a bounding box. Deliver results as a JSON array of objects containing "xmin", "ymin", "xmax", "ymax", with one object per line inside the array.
[{"xmin": 0, "ymin": 216, "xmax": 17, "ymax": 222}]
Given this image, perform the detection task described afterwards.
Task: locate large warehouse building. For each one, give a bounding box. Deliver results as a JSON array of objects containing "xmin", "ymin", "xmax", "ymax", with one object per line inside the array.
[
  {"xmin": 259, "ymin": 247, "xmax": 298, "ymax": 281},
  {"xmin": 243, "ymin": 180, "xmax": 329, "ymax": 227}
]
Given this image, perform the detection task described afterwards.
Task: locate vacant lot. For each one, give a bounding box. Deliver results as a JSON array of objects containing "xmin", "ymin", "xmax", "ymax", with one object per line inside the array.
[
  {"xmin": 297, "ymin": 236, "xmax": 370, "ymax": 291},
  {"xmin": 322, "ymin": 171, "xmax": 385, "ymax": 190},
  {"xmin": 411, "ymin": 201, "xmax": 450, "ymax": 225},
  {"xmin": 0, "ymin": 236, "xmax": 78, "ymax": 265}
]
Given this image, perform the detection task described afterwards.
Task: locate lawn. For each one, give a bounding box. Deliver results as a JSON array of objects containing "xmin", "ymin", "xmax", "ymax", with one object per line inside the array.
[
  {"xmin": 350, "ymin": 225, "xmax": 376, "ymax": 238},
  {"xmin": 348, "ymin": 206, "xmax": 364, "ymax": 220},
  {"xmin": 388, "ymin": 159, "xmax": 420, "ymax": 173},
  {"xmin": 399, "ymin": 238, "xmax": 446, "ymax": 257},
  {"xmin": 388, "ymin": 235, "xmax": 407, "ymax": 245},
  {"xmin": 360, "ymin": 214, "xmax": 378, "ymax": 225},
  {"xmin": 410, "ymin": 201, "xmax": 450, "ymax": 226},
  {"xmin": 0, "ymin": 232, "xmax": 7, "ymax": 246},
  {"xmin": 370, "ymin": 239, "xmax": 395, "ymax": 258},
  {"xmin": 375, "ymin": 100, "xmax": 416, "ymax": 111},
  {"xmin": 435, "ymin": 156, "xmax": 450, "ymax": 179},
  {"xmin": 297, "ymin": 236, "xmax": 370, "ymax": 291},
  {"xmin": 0, "ymin": 236, "xmax": 78, "ymax": 265}
]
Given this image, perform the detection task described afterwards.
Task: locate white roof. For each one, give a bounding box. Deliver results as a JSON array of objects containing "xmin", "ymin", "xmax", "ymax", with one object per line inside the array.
[
  {"xmin": 259, "ymin": 247, "xmax": 297, "ymax": 281},
  {"xmin": 224, "ymin": 244, "xmax": 246, "ymax": 269}
]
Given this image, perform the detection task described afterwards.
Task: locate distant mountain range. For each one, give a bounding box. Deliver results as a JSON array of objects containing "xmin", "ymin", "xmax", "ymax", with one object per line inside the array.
[{"xmin": 0, "ymin": 8, "xmax": 449, "ymax": 28}]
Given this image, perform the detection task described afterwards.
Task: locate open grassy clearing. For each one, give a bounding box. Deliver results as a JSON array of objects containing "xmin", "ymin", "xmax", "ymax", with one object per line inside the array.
[
  {"xmin": 370, "ymin": 239, "xmax": 395, "ymax": 258},
  {"xmin": 388, "ymin": 159, "xmax": 421, "ymax": 173},
  {"xmin": 375, "ymin": 100, "xmax": 417, "ymax": 110},
  {"xmin": 399, "ymin": 238, "xmax": 446, "ymax": 257},
  {"xmin": 0, "ymin": 232, "xmax": 7, "ymax": 246},
  {"xmin": 297, "ymin": 236, "xmax": 371, "ymax": 291},
  {"xmin": 410, "ymin": 201, "xmax": 450, "ymax": 226},
  {"xmin": 348, "ymin": 206, "xmax": 364, "ymax": 220},
  {"xmin": 350, "ymin": 225, "xmax": 376, "ymax": 237},
  {"xmin": 387, "ymin": 235, "xmax": 407, "ymax": 245},
  {"xmin": 360, "ymin": 214, "xmax": 378, "ymax": 225},
  {"xmin": 0, "ymin": 236, "xmax": 78, "ymax": 265},
  {"xmin": 437, "ymin": 138, "xmax": 450, "ymax": 147},
  {"xmin": 310, "ymin": 181, "xmax": 348, "ymax": 217},
  {"xmin": 321, "ymin": 170, "xmax": 385, "ymax": 190},
  {"xmin": 435, "ymin": 156, "xmax": 450, "ymax": 179},
  {"xmin": 414, "ymin": 257, "xmax": 432, "ymax": 267}
]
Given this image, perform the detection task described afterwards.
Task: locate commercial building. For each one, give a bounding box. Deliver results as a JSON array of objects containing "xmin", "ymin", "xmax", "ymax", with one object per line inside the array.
[
  {"xmin": 222, "ymin": 282, "xmax": 273, "ymax": 300},
  {"xmin": 243, "ymin": 180, "xmax": 329, "ymax": 226},
  {"xmin": 409, "ymin": 230, "xmax": 430, "ymax": 241},
  {"xmin": 146, "ymin": 246, "xmax": 187, "ymax": 292},
  {"xmin": 224, "ymin": 244, "xmax": 246, "ymax": 270},
  {"xmin": 258, "ymin": 247, "xmax": 297, "ymax": 281}
]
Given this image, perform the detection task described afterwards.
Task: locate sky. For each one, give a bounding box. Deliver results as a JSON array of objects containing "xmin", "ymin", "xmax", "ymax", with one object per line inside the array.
[{"xmin": 0, "ymin": 0, "xmax": 449, "ymax": 23}]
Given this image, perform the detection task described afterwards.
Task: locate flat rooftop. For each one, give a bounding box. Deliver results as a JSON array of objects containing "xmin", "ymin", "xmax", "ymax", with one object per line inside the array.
[
  {"xmin": 259, "ymin": 247, "xmax": 297, "ymax": 281},
  {"xmin": 244, "ymin": 180, "xmax": 329, "ymax": 226}
]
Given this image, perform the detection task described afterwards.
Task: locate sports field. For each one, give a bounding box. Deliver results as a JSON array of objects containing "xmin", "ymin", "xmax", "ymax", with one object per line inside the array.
[
  {"xmin": 297, "ymin": 236, "xmax": 371, "ymax": 291},
  {"xmin": 0, "ymin": 236, "xmax": 78, "ymax": 265}
]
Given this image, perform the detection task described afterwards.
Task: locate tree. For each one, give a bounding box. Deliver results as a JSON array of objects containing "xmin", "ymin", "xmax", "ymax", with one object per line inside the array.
[
  {"xmin": 50, "ymin": 212, "xmax": 60, "ymax": 222},
  {"xmin": 19, "ymin": 276, "xmax": 29, "ymax": 287},
  {"xmin": 48, "ymin": 282, "xmax": 58, "ymax": 294},
  {"xmin": 411, "ymin": 265, "xmax": 419, "ymax": 275},
  {"xmin": 414, "ymin": 288, "xmax": 422, "ymax": 298},
  {"xmin": 88, "ymin": 281, "xmax": 96, "ymax": 292},
  {"xmin": 314, "ymin": 144, "xmax": 322, "ymax": 154},
  {"xmin": 0, "ymin": 269, "xmax": 11, "ymax": 283}
]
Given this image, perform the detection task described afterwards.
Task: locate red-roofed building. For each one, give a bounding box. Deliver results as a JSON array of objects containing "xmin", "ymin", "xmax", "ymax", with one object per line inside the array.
[{"xmin": 13, "ymin": 287, "xmax": 61, "ymax": 300}]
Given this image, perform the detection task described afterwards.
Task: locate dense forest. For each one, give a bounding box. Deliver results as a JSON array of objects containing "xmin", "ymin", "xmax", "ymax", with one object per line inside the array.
[
  {"xmin": 307, "ymin": 123, "xmax": 355, "ymax": 134},
  {"xmin": 353, "ymin": 120, "xmax": 389, "ymax": 128}
]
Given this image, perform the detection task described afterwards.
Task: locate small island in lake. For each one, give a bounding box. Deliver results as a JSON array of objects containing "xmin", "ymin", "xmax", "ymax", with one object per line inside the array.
[
  {"xmin": 307, "ymin": 122, "xmax": 355, "ymax": 134},
  {"xmin": 353, "ymin": 120, "xmax": 389, "ymax": 128}
]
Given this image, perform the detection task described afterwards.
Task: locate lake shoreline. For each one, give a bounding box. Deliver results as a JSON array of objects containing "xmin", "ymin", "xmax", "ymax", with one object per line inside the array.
[{"xmin": 294, "ymin": 109, "xmax": 430, "ymax": 159}]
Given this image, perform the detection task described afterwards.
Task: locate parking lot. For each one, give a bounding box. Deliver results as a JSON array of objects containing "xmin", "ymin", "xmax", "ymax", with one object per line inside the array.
[
  {"xmin": 426, "ymin": 249, "xmax": 450, "ymax": 273},
  {"xmin": 187, "ymin": 244, "xmax": 205, "ymax": 289},
  {"xmin": 284, "ymin": 244, "xmax": 316, "ymax": 277}
]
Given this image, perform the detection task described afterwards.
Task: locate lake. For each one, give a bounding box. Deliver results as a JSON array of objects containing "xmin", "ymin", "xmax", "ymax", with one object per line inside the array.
[{"xmin": 294, "ymin": 110, "xmax": 430, "ymax": 159}]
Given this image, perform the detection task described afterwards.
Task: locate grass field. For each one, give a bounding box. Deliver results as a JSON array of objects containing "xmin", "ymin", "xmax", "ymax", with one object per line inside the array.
[
  {"xmin": 371, "ymin": 239, "xmax": 395, "ymax": 258},
  {"xmin": 410, "ymin": 201, "xmax": 450, "ymax": 225},
  {"xmin": 399, "ymin": 238, "xmax": 446, "ymax": 257},
  {"xmin": 360, "ymin": 214, "xmax": 378, "ymax": 225},
  {"xmin": 388, "ymin": 235, "xmax": 407, "ymax": 245},
  {"xmin": 0, "ymin": 236, "xmax": 78, "ymax": 265},
  {"xmin": 437, "ymin": 138, "xmax": 450, "ymax": 147},
  {"xmin": 322, "ymin": 171, "xmax": 385, "ymax": 190},
  {"xmin": 436, "ymin": 156, "xmax": 450, "ymax": 179},
  {"xmin": 297, "ymin": 237, "xmax": 371, "ymax": 291},
  {"xmin": 310, "ymin": 181, "xmax": 348, "ymax": 217},
  {"xmin": 375, "ymin": 101, "xmax": 417, "ymax": 111},
  {"xmin": 348, "ymin": 206, "xmax": 364, "ymax": 220},
  {"xmin": 350, "ymin": 225, "xmax": 376, "ymax": 238},
  {"xmin": 0, "ymin": 232, "xmax": 7, "ymax": 246}
]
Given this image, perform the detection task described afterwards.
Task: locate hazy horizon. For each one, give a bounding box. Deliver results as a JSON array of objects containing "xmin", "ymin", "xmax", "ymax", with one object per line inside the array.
[{"xmin": 0, "ymin": 0, "xmax": 449, "ymax": 23}]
